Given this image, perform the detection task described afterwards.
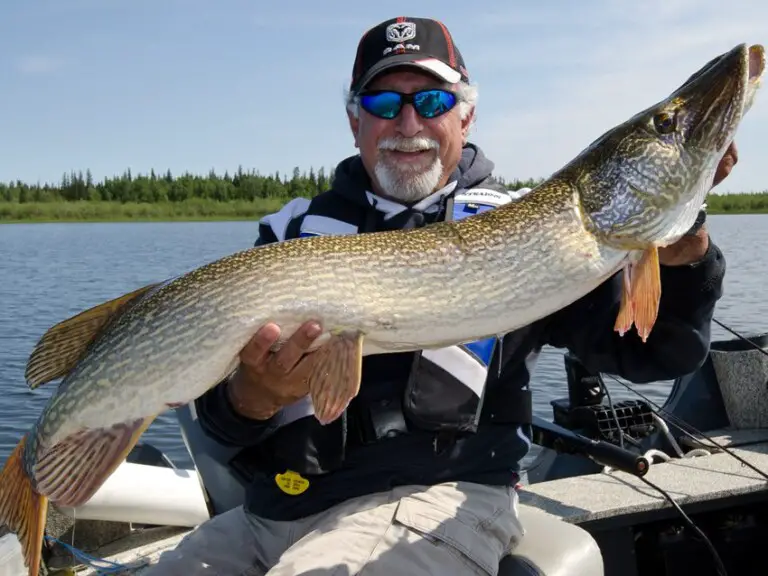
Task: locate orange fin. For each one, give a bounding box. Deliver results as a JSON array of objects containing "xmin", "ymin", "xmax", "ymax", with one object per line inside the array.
[
  {"xmin": 630, "ymin": 246, "xmax": 662, "ymax": 342},
  {"xmin": 0, "ymin": 436, "xmax": 49, "ymax": 576},
  {"xmin": 25, "ymin": 282, "xmax": 161, "ymax": 389},
  {"xmin": 614, "ymin": 266, "xmax": 635, "ymax": 336},
  {"xmin": 34, "ymin": 415, "xmax": 156, "ymax": 508},
  {"xmin": 303, "ymin": 331, "xmax": 364, "ymax": 425},
  {"xmin": 614, "ymin": 248, "xmax": 662, "ymax": 343}
]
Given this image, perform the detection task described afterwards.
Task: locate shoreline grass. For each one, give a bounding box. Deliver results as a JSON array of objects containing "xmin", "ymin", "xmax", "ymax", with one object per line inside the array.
[
  {"xmin": 1, "ymin": 167, "xmax": 766, "ymax": 224},
  {"xmin": 2, "ymin": 167, "xmax": 766, "ymax": 222},
  {"xmin": 709, "ymin": 208, "xmax": 768, "ymax": 215},
  {"xmin": 0, "ymin": 199, "xmax": 289, "ymax": 224},
  {"xmin": 1, "ymin": 198, "xmax": 766, "ymax": 224}
]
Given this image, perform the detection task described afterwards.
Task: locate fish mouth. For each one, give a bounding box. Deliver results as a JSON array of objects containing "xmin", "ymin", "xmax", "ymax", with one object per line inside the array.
[
  {"xmin": 745, "ymin": 44, "xmax": 765, "ymax": 110},
  {"xmin": 681, "ymin": 43, "xmax": 764, "ymax": 153}
]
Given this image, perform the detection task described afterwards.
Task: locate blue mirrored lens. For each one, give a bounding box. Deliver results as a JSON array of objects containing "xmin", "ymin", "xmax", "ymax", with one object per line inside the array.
[
  {"xmin": 360, "ymin": 92, "xmax": 402, "ymax": 119},
  {"xmin": 413, "ymin": 90, "xmax": 457, "ymax": 118}
]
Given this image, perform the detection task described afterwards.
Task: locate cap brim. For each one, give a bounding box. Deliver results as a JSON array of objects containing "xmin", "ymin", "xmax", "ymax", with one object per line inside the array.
[{"xmin": 354, "ymin": 54, "xmax": 462, "ymax": 91}]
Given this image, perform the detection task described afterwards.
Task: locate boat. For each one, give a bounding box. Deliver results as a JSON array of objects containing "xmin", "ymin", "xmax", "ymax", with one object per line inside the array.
[{"xmin": 1, "ymin": 327, "xmax": 767, "ymax": 576}]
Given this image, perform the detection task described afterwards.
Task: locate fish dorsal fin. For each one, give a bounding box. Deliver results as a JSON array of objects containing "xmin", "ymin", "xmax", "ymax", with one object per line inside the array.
[{"xmin": 25, "ymin": 282, "xmax": 161, "ymax": 389}]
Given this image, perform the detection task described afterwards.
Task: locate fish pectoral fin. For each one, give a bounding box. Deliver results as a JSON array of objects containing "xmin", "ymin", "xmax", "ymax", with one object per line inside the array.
[
  {"xmin": 614, "ymin": 266, "xmax": 635, "ymax": 336},
  {"xmin": 25, "ymin": 282, "xmax": 162, "ymax": 389},
  {"xmin": 614, "ymin": 247, "xmax": 662, "ymax": 343},
  {"xmin": 631, "ymin": 246, "xmax": 662, "ymax": 342},
  {"xmin": 0, "ymin": 435, "xmax": 49, "ymax": 576},
  {"xmin": 301, "ymin": 330, "xmax": 364, "ymax": 425},
  {"xmin": 34, "ymin": 415, "xmax": 156, "ymax": 508}
]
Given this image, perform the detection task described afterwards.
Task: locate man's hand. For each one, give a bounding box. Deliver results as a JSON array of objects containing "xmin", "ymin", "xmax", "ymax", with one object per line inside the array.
[
  {"xmin": 658, "ymin": 141, "xmax": 738, "ymax": 266},
  {"xmin": 712, "ymin": 141, "xmax": 739, "ymax": 188},
  {"xmin": 226, "ymin": 320, "xmax": 323, "ymax": 420},
  {"xmin": 657, "ymin": 227, "xmax": 710, "ymax": 266}
]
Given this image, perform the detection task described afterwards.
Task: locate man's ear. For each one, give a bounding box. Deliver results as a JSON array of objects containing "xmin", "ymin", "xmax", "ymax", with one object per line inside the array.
[
  {"xmin": 461, "ymin": 105, "xmax": 475, "ymax": 144},
  {"xmin": 348, "ymin": 109, "xmax": 360, "ymax": 148}
]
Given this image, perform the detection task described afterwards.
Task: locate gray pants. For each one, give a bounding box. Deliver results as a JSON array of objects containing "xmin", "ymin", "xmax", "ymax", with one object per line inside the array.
[{"xmin": 144, "ymin": 481, "xmax": 524, "ymax": 575}]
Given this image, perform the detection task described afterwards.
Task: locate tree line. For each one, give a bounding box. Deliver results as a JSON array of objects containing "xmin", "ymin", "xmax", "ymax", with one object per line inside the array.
[
  {"xmin": 0, "ymin": 167, "xmax": 330, "ymax": 204},
  {"xmin": 0, "ymin": 167, "xmax": 765, "ymax": 218},
  {"xmin": 0, "ymin": 167, "xmax": 543, "ymax": 205}
]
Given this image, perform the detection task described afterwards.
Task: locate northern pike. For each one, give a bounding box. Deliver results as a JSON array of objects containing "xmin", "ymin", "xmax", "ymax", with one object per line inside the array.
[{"xmin": 0, "ymin": 43, "xmax": 764, "ymax": 575}]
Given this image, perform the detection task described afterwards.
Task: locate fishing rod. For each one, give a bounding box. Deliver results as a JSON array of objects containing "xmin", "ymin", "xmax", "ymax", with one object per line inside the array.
[
  {"xmin": 529, "ymin": 416, "xmax": 651, "ymax": 476},
  {"xmin": 712, "ymin": 317, "xmax": 768, "ymax": 358},
  {"xmin": 597, "ymin": 316, "xmax": 767, "ymax": 576},
  {"xmin": 603, "ymin": 372, "xmax": 768, "ymax": 481},
  {"xmin": 601, "ymin": 315, "xmax": 768, "ymax": 482},
  {"xmin": 526, "ymin": 316, "xmax": 768, "ymax": 481},
  {"xmin": 538, "ymin": 316, "xmax": 764, "ymax": 576}
]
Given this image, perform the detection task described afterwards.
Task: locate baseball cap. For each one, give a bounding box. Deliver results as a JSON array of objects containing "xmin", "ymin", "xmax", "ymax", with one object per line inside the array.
[{"xmin": 349, "ymin": 17, "xmax": 470, "ymax": 93}]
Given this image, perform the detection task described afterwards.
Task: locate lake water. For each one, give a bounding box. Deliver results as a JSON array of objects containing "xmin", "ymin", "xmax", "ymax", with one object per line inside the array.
[{"xmin": 0, "ymin": 215, "xmax": 765, "ymax": 469}]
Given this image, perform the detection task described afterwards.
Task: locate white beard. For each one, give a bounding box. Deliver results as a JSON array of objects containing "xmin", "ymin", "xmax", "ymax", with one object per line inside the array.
[{"xmin": 374, "ymin": 136, "xmax": 444, "ymax": 204}]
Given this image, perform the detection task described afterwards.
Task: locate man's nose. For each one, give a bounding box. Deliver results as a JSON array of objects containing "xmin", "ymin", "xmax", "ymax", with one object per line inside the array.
[{"xmin": 395, "ymin": 104, "xmax": 423, "ymax": 137}]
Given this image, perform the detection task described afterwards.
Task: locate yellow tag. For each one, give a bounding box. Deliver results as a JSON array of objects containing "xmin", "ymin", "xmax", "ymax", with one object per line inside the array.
[{"xmin": 275, "ymin": 470, "xmax": 310, "ymax": 495}]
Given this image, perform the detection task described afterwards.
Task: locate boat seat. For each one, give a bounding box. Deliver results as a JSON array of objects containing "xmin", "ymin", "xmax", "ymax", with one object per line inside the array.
[
  {"xmin": 500, "ymin": 505, "xmax": 604, "ymax": 576},
  {"xmin": 176, "ymin": 404, "xmax": 603, "ymax": 576}
]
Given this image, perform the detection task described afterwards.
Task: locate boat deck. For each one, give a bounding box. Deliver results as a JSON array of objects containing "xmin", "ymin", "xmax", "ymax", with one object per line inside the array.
[
  {"xmin": 519, "ymin": 428, "xmax": 768, "ymax": 525},
  {"xmin": 76, "ymin": 527, "xmax": 190, "ymax": 575},
  {"xmin": 71, "ymin": 429, "xmax": 768, "ymax": 573}
]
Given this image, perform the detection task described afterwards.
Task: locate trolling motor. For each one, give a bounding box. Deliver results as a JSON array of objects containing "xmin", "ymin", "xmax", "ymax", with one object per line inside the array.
[
  {"xmin": 527, "ymin": 352, "xmax": 653, "ymax": 477},
  {"xmin": 549, "ymin": 352, "xmax": 655, "ymax": 446}
]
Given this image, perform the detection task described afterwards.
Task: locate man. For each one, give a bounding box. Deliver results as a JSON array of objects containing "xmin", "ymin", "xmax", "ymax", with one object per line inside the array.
[{"xmin": 148, "ymin": 16, "xmax": 735, "ymax": 576}]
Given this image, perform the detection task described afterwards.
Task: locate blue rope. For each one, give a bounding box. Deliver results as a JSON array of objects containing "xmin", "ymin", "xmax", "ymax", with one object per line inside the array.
[{"xmin": 44, "ymin": 535, "xmax": 148, "ymax": 574}]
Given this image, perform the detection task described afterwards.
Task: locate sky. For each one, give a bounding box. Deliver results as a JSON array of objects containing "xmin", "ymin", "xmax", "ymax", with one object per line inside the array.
[{"xmin": 1, "ymin": 0, "xmax": 766, "ymax": 194}]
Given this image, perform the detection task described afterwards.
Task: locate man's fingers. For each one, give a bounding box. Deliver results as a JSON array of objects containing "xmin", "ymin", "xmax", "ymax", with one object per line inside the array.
[
  {"xmin": 240, "ymin": 323, "xmax": 282, "ymax": 370},
  {"xmin": 713, "ymin": 141, "xmax": 739, "ymax": 187},
  {"xmin": 270, "ymin": 321, "xmax": 323, "ymax": 374}
]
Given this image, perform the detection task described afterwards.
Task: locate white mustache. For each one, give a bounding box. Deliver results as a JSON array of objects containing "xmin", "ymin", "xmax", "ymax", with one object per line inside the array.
[{"xmin": 378, "ymin": 137, "xmax": 439, "ymax": 153}]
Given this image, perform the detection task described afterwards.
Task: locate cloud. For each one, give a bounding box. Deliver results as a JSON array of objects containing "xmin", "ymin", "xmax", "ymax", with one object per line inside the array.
[
  {"xmin": 15, "ymin": 55, "xmax": 64, "ymax": 76},
  {"xmin": 468, "ymin": 0, "xmax": 768, "ymax": 192}
]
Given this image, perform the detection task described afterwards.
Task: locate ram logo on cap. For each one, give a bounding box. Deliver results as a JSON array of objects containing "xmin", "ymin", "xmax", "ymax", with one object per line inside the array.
[{"xmin": 385, "ymin": 22, "xmax": 416, "ymax": 43}]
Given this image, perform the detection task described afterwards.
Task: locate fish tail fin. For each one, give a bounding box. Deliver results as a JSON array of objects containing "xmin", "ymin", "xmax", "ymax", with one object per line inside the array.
[{"xmin": 0, "ymin": 435, "xmax": 49, "ymax": 576}]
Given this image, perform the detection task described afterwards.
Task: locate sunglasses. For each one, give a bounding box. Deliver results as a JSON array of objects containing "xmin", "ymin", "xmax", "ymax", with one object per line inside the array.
[{"xmin": 358, "ymin": 89, "xmax": 459, "ymax": 120}]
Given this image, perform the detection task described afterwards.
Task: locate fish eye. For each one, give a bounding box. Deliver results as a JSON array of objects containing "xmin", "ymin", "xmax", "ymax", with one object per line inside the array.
[{"xmin": 653, "ymin": 111, "xmax": 677, "ymax": 134}]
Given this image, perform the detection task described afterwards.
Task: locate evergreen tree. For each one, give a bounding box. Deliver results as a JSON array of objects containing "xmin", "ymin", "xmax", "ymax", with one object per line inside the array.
[{"xmin": 0, "ymin": 167, "xmax": 762, "ymax": 215}]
